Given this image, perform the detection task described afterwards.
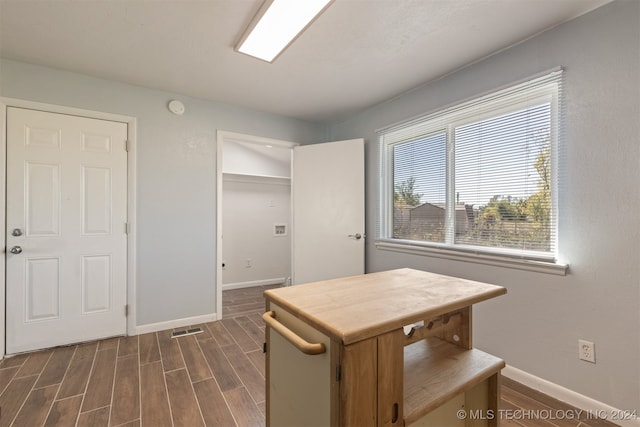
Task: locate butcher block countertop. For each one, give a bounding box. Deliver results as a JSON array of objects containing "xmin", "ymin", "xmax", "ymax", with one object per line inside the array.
[{"xmin": 264, "ymin": 268, "xmax": 506, "ymax": 345}]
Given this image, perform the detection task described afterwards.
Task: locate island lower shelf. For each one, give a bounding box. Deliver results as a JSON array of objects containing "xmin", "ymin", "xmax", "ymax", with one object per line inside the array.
[{"xmin": 404, "ymin": 337, "xmax": 505, "ymax": 426}]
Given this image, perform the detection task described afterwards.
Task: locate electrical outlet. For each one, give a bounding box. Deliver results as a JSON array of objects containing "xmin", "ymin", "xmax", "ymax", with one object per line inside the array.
[{"xmin": 579, "ymin": 339, "xmax": 596, "ymax": 363}]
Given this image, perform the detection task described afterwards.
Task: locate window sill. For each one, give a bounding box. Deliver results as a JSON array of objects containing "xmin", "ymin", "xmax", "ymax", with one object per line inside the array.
[{"xmin": 375, "ymin": 240, "xmax": 568, "ymax": 276}]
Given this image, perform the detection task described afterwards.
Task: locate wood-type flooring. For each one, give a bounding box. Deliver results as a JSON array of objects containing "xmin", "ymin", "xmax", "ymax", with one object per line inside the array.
[{"xmin": 0, "ymin": 285, "xmax": 619, "ymax": 426}]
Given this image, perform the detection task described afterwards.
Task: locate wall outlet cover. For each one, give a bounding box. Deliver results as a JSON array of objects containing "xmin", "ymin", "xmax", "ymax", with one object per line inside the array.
[{"xmin": 578, "ymin": 339, "xmax": 596, "ymax": 363}]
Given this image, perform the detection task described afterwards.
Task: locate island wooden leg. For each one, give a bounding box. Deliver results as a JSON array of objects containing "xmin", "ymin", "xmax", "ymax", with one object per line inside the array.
[
  {"xmin": 377, "ymin": 329, "xmax": 405, "ymax": 427},
  {"xmin": 340, "ymin": 338, "xmax": 377, "ymax": 426}
]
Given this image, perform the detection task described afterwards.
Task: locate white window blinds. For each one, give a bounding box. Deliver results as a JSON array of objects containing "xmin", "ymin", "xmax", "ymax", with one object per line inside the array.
[{"xmin": 378, "ymin": 68, "xmax": 563, "ymax": 261}]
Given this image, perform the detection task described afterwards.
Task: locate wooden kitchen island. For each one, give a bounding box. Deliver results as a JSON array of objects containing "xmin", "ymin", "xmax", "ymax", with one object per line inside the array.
[{"xmin": 263, "ymin": 268, "xmax": 507, "ymax": 426}]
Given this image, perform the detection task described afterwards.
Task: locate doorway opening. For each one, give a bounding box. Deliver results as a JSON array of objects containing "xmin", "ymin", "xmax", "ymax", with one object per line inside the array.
[{"xmin": 215, "ymin": 131, "xmax": 298, "ymax": 319}]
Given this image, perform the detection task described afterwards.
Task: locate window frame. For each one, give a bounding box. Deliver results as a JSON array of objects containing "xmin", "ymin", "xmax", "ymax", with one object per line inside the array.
[{"xmin": 377, "ymin": 69, "xmax": 568, "ymax": 275}]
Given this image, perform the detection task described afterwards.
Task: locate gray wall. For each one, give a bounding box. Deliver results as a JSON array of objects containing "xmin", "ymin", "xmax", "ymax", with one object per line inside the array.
[
  {"xmin": 0, "ymin": 58, "xmax": 325, "ymax": 326},
  {"xmin": 327, "ymin": 0, "xmax": 639, "ymax": 410}
]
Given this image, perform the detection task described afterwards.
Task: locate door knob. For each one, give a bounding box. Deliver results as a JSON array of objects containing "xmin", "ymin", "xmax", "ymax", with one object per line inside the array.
[
  {"xmin": 9, "ymin": 246, "xmax": 22, "ymax": 254},
  {"xmin": 11, "ymin": 228, "xmax": 23, "ymax": 237},
  {"xmin": 348, "ymin": 233, "xmax": 363, "ymax": 240}
]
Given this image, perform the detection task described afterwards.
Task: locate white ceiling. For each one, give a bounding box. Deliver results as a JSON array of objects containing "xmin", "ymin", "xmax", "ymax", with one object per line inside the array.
[{"xmin": 0, "ymin": 0, "xmax": 611, "ymax": 122}]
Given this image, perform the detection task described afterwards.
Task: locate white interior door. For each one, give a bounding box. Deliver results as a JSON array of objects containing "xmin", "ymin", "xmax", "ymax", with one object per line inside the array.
[
  {"xmin": 6, "ymin": 107, "xmax": 128, "ymax": 354},
  {"xmin": 292, "ymin": 139, "xmax": 365, "ymax": 285}
]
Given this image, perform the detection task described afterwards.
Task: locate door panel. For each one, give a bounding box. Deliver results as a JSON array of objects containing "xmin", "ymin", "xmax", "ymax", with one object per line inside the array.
[
  {"xmin": 292, "ymin": 139, "xmax": 365, "ymax": 285},
  {"xmin": 27, "ymin": 162, "xmax": 61, "ymax": 235},
  {"xmin": 6, "ymin": 107, "xmax": 128, "ymax": 354},
  {"xmin": 82, "ymin": 166, "xmax": 112, "ymax": 234},
  {"xmin": 25, "ymin": 258, "xmax": 60, "ymax": 321},
  {"xmin": 82, "ymin": 255, "xmax": 112, "ymax": 313}
]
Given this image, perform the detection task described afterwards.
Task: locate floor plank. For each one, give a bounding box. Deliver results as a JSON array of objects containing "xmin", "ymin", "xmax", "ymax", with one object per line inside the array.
[
  {"xmin": 138, "ymin": 333, "xmax": 161, "ymax": 365},
  {"xmin": 15, "ymin": 350, "xmax": 52, "ymax": 378},
  {"xmin": 191, "ymin": 324, "xmax": 214, "ymax": 342},
  {"xmin": 0, "ymin": 366, "xmax": 19, "ymax": 395},
  {"xmin": 221, "ymin": 318, "xmax": 260, "ymax": 353},
  {"xmin": 234, "ymin": 316, "xmax": 266, "ymax": 349},
  {"xmin": 177, "ymin": 335, "xmax": 211, "ymax": 383},
  {"xmin": 223, "ymin": 387, "xmax": 265, "ymax": 427},
  {"xmin": 35, "ymin": 345, "xmax": 75, "ymax": 388},
  {"xmin": 58, "ymin": 342, "xmax": 98, "ymax": 399},
  {"xmin": 198, "ymin": 339, "xmax": 243, "ymax": 392},
  {"xmin": 222, "ymin": 342, "xmax": 265, "ymax": 404},
  {"xmin": 98, "ymin": 338, "xmax": 119, "ymax": 351},
  {"xmin": 12, "ymin": 384, "xmax": 59, "ymax": 427},
  {"xmin": 82, "ymin": 348, "xmax": 117, "ymax": 412},
  {"xmin": 0, "ymin": 375, "xmax": 39, "ymax": 427},
  {"xmin": 246, "ymin": 349, "xmax": 266, "ymax": 378},
  {"xmin": 110, "ymin": 354, "xmax": 140, "ymax": 426},
  {"xmin": 165, "ymin": 369, "xmax": 204, "ymax": 427},
  {"xmin": 205, "ymin": 321, "xmax": 235, "ymax": 347},
  {"xmin": 44, "ymin": 395, "xmax": 83, "ymax": 426},
  {"xmin": 0, "ymin": 353, "xmax": 29, "ymax": 369},
  {"xmin": 77, "ymin": 406, "xmax": 110, "ymax": 427},
  {"xmin": 140, "ymin": 361, "xmax": 172, "ymax": 427},
  {"xmin": 117, "ymin": 420, "xmax": 141, "ymax": 427},
  {"xmin": 157, "ymin": 330, "xmax": 184, "ymax": 373},
  {"xmin": 118, "ymin": 335, "xmax": 139, "ymax": 358},
  {"xmin": 193, "ymin": 378, "xmax": 237, "ymax": 426}
]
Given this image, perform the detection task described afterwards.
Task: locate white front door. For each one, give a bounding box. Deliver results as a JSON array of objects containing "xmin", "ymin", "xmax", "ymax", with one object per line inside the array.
[
  {"xmin": 6, "ymin": 107, "xmax": 128, "ymax": 354},
  {"xmin": 292, "ymin": 139, "xmax": 365, "ymax": 285}
]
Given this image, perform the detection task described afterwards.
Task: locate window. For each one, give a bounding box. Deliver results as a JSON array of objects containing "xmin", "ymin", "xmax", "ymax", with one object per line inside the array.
[{"xmin": 378, "ymin": 70, "xmax": 564, "ymax": 270}]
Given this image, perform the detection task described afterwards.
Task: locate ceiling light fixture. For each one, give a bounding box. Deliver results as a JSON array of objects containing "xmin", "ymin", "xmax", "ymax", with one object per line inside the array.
[{"xmin": 236, "ymin": 0, "xmax": 334, "ymax": 63}]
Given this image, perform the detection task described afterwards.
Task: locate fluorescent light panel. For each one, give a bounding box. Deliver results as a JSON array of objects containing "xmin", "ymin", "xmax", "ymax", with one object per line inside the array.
[{"xmin": 237, "ymin": 0, "xmax": 333, "ymax": 62}]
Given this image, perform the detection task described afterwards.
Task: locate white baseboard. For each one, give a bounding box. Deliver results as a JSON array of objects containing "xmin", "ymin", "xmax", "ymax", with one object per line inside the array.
[
  {"xmin": 502, "ymin": 365, "xmax": 640, "ymax": 427},
  {"xmin": 133, "ymin": 313, "xmax": 218, "ymax": 335},
  {"xmin": 222, "ymin": 277, "xmax": 286, "ymax": 291}
]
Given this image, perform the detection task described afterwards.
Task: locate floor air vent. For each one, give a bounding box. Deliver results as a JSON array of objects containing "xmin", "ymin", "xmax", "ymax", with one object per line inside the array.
[{"xmin": 171, "ymin": 327, "xmax": 204, "ymax": 338}]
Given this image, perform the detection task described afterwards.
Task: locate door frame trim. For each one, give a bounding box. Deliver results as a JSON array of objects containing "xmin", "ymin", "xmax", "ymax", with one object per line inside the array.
[
  {"xmin": 0, "ymin": 97, "xmax": 137, "ymax": 358},
  {"xmin": 215, "ymin": 130, "xmax": 298, "ymax": 319}
]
